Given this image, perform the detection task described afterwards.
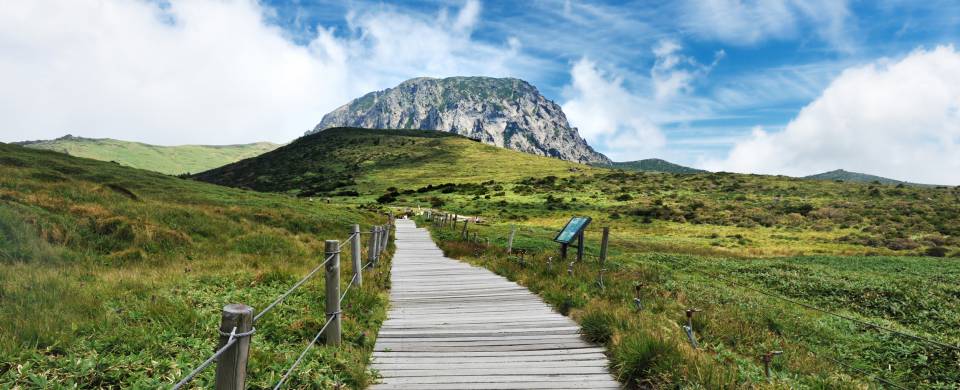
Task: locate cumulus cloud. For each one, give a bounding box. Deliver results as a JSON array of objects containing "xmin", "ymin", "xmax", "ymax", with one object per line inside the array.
[
  {"xmin": 681, "ymin": 0, "xmax": 852, "ymax": 50},
  {"xmin": 561, "ymin": 58, "xmax": 667, "ymax": 161},
  {"xmin": 0, "ymin": 0, "xmax": 523, "ymax": 145},
  {"xmin": 705, "ymin": 45, "xmax": 960, "ymax": 185}
]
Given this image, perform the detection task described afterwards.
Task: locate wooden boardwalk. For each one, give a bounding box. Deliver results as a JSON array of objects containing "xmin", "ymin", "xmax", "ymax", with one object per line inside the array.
[{"xmin": 370, "ymin": 220, "xmax": 620, "ymax": 389}]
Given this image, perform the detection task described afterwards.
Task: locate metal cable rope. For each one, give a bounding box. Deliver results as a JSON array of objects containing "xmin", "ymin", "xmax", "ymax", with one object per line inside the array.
[
  {"xmin": 254, "ymin": 251, "xmax": 336, "ymax": 322},
  {"xmin": 171, "ymin": 338, "xmax": 237, "ymax": 389},
  {"xmin": 271, "ymin": 314, "xmax": 335, "ymax": 390},
  {"xmin": 172, "ymin": 325, "xmax": 255, "ymax": 389},
  {"xmin": 274, "ymin": 257, "xmax": 370, "ymax": 389},
  {"xmin": 171, "ymin": 228, "xmax": 382, "ymax": 389},
  {"xmin": 340, "ymin": 273, "xmax": 359, "ymax": 302}
]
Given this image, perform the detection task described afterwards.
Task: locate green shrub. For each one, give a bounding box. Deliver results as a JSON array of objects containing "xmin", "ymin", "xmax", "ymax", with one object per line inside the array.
[
  {"xmin": 612, "ymin": 333, "xmax": 684, "ymax": 387},
  {"xmin": 579, "ymin": 310, "xmax": 619, "ymax": 344}
]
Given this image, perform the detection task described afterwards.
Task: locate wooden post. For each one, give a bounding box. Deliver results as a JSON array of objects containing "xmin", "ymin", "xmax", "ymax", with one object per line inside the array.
[
  {"xmin": 215, "ymin": 304, "xmax": 253, "ymax": 390},
  {"xmin": 324, "ymin": 240, "xmax": 341, "ymax": 346},
  {"xmin": 368, "ymin": 226, "xmax": 377, "ymax": 267},
  {"xmin": 461, "ymin": 219, "xmax": 469, "ymax": 240},
  {"xmin": 507, "ymin": 225, "xmax": 516, "ymax": 254},
  {"xmin": 375, "ymin": 226, "xmax": 383, "ymax": 263},
  {"xmin": 380, "ymin": 225, "xmax": 389, "ymax": 257},
  {"xmin": 576, "ymin": 230, "xmax": 584, "ymax": 262},
  {"xmin": 560, "ymin": 243, "xmax": 568, "ymax": 262},
  {"xmin": 352, "ymin": 224, "xmax": 362, "ymax": 287},
  {"xmin": 599, "ymin": 227, "xmax": 609, "ymax": 264},
  {"xmin": 452, "ymin": 214, "xmax": 458, "ymax": 230}
]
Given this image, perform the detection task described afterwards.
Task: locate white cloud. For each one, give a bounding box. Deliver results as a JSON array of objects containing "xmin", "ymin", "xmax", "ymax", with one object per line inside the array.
[
  {"xmin": 705, "ymin": 45, "xmax": 960, "ymax": 185},
  {"xmin": 681, "ymin": 0, "xmax": 852, "ymax": 50},
  {"xmin": 561, "ymin": 58, "xmax": 666, "ymax": 161},
  {"xmin": 0, "ymin": 0, "xmax": 525, "ymax": 145},
  {"xmin": 651, "ymin": 39, "xmax": 724, "ymax": 102}
]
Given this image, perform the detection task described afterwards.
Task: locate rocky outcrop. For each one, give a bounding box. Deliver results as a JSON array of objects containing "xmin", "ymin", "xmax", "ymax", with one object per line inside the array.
[{"xmin": 307, "ymin": 76, "xmax": 610, "ymax": 164}]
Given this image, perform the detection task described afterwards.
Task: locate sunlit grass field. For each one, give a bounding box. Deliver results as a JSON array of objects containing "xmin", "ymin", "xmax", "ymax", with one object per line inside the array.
[
  {"xmin": 0, "ymin": 144, "xmax": 390, "ymax": 388},
  {"xmin": 18, "ymin": 136, "xmax": 279, "ymax": 175},
  {"xmin": 425, "ymin": 219, "xmax": 960, "ymax": 388}
]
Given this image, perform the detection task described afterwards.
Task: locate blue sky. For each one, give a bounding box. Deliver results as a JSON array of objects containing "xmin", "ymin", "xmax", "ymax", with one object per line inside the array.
[
  {"xmin": 252, "ymin": 0, "xmax": 960, "ymax": 167},
  {"xmin": 1, "ymin": 1, "xmax": 959, "ymax": 183}
]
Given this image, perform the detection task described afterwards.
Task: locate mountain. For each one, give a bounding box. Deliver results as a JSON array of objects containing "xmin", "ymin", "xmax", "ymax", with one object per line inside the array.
[
  {"xmin": 804, "ymin": 169, "xmax": 914, "ymax": 186},
  {"xmin": 608, "ymin": 159, "xmax": 705, "ymax": 174},
  {"xmin": 193, "ymin": 127, "xmax": 601, "ymax": 196},
  {"xmin": 14, "ymin": 135, "xmax": 279, "ymax": 175},
  {"xmin": 307, "ymin": 77, "xmax": 611, "ymax": 164}
]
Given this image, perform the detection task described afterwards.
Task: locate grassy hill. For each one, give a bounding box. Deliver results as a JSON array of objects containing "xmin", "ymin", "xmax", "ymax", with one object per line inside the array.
[
  {"xmin": 607, "ymin": 158, "xmax": 705, "ymax": 174},
  {"xmin": 804, "ymin": 168, "xmax": 914, "ymax": 185},
  {"xmin": 194, "ymin": 127, "xmax": 602, "ymax": 197},
  {"xmin": 16, "ymin": 135, "xmax": 279, "ymax": 175},
  {"xmin": 0, "ymin": 143, "xmax": 389, "ymax": 388},
  {"xmin": 410, "ymin": 171, "xmax": 960, "ymax": 387}
]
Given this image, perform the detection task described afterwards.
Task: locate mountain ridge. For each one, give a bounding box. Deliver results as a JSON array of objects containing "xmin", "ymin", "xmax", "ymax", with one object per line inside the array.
[
  {"xmin": 307, "ymin": 76, "xmax": 611, "ymax": 164},
  {"xmin": 803, "ymin": 169, "xmax": 920, "ymax": 186},
  {"xmin": 13, "ymin": 135, "xmax": 279, "ymax": 175},
  {"xmin": 607, "ymin": 158, "xmax": 705, "ymax": 174}
]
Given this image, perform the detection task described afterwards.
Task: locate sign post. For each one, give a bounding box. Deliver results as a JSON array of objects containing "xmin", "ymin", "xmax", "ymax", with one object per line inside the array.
[{"xmin": 553, "ymin": 217, "xmax": 591, "ymax": 263}]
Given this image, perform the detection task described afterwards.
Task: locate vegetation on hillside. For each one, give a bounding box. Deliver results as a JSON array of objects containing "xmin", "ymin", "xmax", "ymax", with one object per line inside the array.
[
  {"xmin": 0, "ymin": 143, "xmax": 389, "ymax": 388},
  {"xmin": 380, "ymin": 170, "xmax": 960, "ymax": 258},
  {"xmin": 194, "ymin": 128, "xmax": 600, "ymax": 196},
  {"xmin": 423, "ymin": 218, "xmax": 960, "ymax": 389},
  {"xmin": 16, "ymin": 135, "xmax": 278, "ymax": 175},
  {"xmin": 804, "ymin": 169, "xmax": 918, "ymax": 186},
  {"xmin": 607, "ymin": 158, "xmax": 705, "ymax": 174}
]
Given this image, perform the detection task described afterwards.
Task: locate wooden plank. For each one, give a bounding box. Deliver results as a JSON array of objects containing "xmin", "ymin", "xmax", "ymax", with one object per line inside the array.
[{"xmin": 369, "ymin": 220, "xmax": 620, "ymax": 389}]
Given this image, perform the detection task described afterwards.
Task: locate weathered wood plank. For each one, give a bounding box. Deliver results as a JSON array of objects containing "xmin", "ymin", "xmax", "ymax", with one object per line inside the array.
[{"xmin": 369, "ymin": 220, "xmax": 620, "ymax": 389}]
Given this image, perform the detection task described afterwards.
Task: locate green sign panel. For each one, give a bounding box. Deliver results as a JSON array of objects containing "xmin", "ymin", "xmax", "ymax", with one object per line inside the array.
[{"xmin": 554, "ymin": 216, "xmax": 592, "ymax": 244}]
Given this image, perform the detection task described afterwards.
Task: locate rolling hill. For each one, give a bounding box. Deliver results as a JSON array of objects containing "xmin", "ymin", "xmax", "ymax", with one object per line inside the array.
[
  {"xmin": 0, "ymin": 142, "xmax": 388, "ymax": 387},
  {"xmin": 193, "ymin": 127, "xmax": 602, "ymax": 196},
  {"xmin": 15, "ymin": 135, "xmax": 279, "ymax": 175},
  {"xmin": 803, "ymin": 168, "xmax": 914, "ymax": 185},
  {"xmin": 607, "ymin": 158, "xmax": 705, "ymax": 174}
]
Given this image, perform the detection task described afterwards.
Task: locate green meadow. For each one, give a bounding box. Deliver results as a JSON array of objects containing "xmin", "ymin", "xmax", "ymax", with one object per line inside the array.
[
  {"xmin": 4, "ymin": 127, "xmax": 960, "ymax": 388},
  {"xmin": 0, "ymin": 144, "xmax": 390, "ymax": 388}
]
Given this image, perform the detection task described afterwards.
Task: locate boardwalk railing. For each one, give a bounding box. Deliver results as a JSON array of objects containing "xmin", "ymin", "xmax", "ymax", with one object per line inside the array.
[{"xmin": 172, "ymin": 221, "xmax": 393, "ymax": 390}]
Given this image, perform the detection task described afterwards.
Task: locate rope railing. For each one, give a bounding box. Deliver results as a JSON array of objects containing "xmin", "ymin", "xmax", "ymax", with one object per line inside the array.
[
  {"xmin": 254, "ymin": 252, "xmax": 335, "ymax": 323},
  {"xmin": 171, "ymin": 220, "xmax": 394, "ymax": 389}
]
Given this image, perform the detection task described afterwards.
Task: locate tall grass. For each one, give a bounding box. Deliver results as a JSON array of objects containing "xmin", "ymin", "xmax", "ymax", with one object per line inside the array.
[
  {"xmin": 425, "ymin": 218, "xmax": 958, "ymax": 388},
  {"xmin": 0, "ymin": 144, "xmax": 393, "ymax": 388}
]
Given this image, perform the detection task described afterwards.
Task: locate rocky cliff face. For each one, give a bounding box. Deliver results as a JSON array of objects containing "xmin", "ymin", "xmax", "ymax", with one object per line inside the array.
[{"xmin": 306, "ymin": 77, "xmax": 611, "ymax": 164}]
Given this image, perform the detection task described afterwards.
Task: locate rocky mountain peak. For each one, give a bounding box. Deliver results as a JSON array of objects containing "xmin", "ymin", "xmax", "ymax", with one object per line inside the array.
[{"xmin": 306, "ymin": 76, "xmax": 611, "ymax": 164}]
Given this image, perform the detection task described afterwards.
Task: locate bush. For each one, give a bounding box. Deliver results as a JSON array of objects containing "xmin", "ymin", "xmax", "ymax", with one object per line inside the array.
[
  {"xmin": 429, "ymin": 196, "xmax": 445, "ymax": 208},
  {"xmin": 615, "ymin": 194, "xmax": 633, "ymax": 201},
  {"xmin": 580, "ymin": 310, "xmax": 619, "ymax": 344},
  {"xmin": 612, "ymin": 333, "xmax": 684, "ymax": 387},
  {"xmin": 925, "ymin": 246, "xmax": 949, "ymax": 257},
  {"xmin": 376, "ymin": 192, "xmax": 398, "ymax": 204}
]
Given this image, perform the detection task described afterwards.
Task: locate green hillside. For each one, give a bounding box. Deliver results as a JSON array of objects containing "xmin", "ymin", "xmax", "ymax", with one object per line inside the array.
[
  {"xmin": 194, "ymin": 127, "xmax": 602, "ymax": 196},
  {"xmin": 607, "ymin": 158, "xmax": 705, "ymax": 174},
  {"xmin": 0, "ymin": 143, "xmax": 389, "ymax": 388},
  {"xmin": 16, "ymin": 135, "xmax": 279, "ymax": 175},
  {"xmin": 804, "ymin": 168, "xmax": 914, "ymax": 185},
  {"xmin": 405, "ymin": 170, "xmax": 960, "ymax": 387}
]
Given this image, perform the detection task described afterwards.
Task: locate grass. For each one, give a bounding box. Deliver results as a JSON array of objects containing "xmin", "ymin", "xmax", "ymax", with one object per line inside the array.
[
  {"xmin": 423, "ymin": 218, "xmax": 960, "ymax": 388},
  {"xmin": 17, "ymin": 135, "xmax": 279, "ymax": 175},
  {"xmin": 0, "ymin": 143, "xmax": 391, "ymax": 388},
  {"xmin": 193, "ymin": 128, "xmax": 601, "ymax": 197}
]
